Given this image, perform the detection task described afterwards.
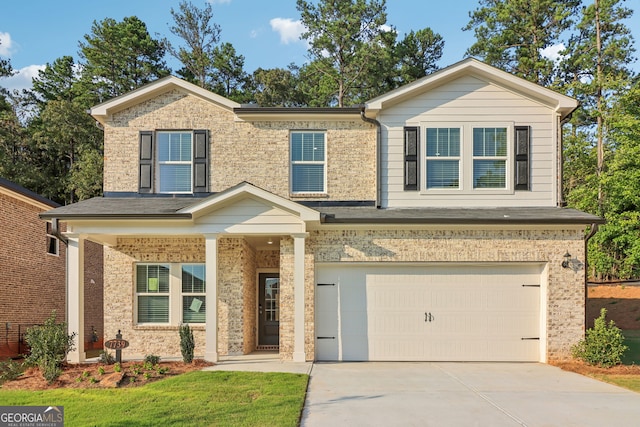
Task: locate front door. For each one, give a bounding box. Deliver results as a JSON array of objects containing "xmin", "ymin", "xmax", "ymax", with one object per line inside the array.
[{"xmin": 258, "ymin": 273, "xmax": 280, "ymax": 346}]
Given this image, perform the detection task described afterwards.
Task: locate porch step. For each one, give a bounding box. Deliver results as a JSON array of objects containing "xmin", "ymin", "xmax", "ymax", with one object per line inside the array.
[{"xmin": 256, "ymin": 345, "xmax": 279, "ymax": 351}]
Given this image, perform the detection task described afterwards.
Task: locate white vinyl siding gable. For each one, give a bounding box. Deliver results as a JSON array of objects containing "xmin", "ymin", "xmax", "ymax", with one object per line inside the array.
[{"xmin": 380, "ymin": 75, "xmax": 558, "ymax": 208}]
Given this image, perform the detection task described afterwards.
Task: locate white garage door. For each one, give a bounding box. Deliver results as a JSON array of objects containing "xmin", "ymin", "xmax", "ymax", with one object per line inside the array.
[{"xmin": 315, "ymin": 264, "xmax": 543, "ymax": 362}]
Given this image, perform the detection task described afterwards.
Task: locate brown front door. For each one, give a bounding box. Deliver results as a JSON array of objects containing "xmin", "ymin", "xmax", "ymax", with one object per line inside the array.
[{"xmin": 258, "ymin": 273, "xmax": 280, "ymax": 346}]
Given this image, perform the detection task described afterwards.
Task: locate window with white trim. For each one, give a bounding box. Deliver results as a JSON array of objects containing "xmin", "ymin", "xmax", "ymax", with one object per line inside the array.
[
  {"xmin": 473, "ymin": 127, "xmax": 507, "ymax": 189},
  {"xmin": 157, "ymin": 132, "xmax": 193, "ymax": 193},
  {"xmin": 425, "ymin": 128, "xmax": 460, "ymax": 189},
  {"xmin": 135, "ymin": 263, "xmax": 206, "ymax": 325},
  {"xmin": 290, "ymin": 131, "xmax": 326, "ymax": 193}
]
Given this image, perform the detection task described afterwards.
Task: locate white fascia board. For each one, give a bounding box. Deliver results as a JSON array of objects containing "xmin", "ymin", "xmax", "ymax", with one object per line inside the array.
[
  {"xmin": 180, "ymin": 182, "xmax": 321, "ymax": 223},
  {"xmin": 365, "ymin": 58, "xmax": 578, "ymax": 119},
  {"xmin": 90, "ymin": 76, "xmax": 240, "ymax": 124}
]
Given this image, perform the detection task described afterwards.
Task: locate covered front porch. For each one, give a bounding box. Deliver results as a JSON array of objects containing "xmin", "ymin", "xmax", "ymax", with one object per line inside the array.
[{"xmin": 51, "ymin": 183, "xmax": 319, "ymax": 364}]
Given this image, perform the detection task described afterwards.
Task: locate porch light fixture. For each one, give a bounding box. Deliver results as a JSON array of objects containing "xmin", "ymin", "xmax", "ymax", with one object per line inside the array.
[
  {"xmin": 562, "ymin": 252, "xmax": 571, "ymax": 268},
  {"xmin": 267, "ymin": 238, "xmax": 273, "ymax": 245}
]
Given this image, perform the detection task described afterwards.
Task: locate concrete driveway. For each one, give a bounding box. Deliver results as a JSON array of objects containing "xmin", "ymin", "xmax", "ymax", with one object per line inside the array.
[{"xmin": 301, "ymin": 362, "xmax": 640, "ymax": 427}]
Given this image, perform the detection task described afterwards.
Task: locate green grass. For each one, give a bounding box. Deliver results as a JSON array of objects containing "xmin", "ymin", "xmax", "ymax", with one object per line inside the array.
[
  {"xmin": 593, "ymin": 375, "xmax": 640, "ymax": 393},
  {"xmin": 0, "ymin": 371, "xmax": 309, "ymax": 427}
]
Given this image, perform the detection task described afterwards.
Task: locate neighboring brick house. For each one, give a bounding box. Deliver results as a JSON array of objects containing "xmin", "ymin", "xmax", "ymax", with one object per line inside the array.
[
  {"xmin": 0, "ymin": 177, "xmax": 104, "ymax": 359},
  {"xmin": 42, "ymin": 58, "xmax": 603, "ymax": 364}
]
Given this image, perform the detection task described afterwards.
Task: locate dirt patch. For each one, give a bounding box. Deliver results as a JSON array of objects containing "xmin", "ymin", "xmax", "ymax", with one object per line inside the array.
[
  {"xmin": 587, "ymin": 284, "xmax": 640, "ymax": 329},
  {"xmin": 1, "ymin": 359, "xmax": 213, "ymax": 390}
]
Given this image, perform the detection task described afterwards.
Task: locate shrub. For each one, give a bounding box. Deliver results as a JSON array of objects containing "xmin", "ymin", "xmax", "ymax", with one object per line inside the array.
[
  {"xmin": 23, "ymin": 312, "xmax": 76, "ymax": 384},
  {"xmin": 179, "ymin": 323, "xmax": 195, "ymax": 363},
  {"xmin": 114, "ymin": 362, "xmax": 121, "ymax": 373},
  {"xmin": 572, "ymin": 308, "xmax": 628, "ymax": 368},
  {"xmin": 144, "ymin": 354, "xmax": 160, "ymax": 366},
  {"xmin": 98, "ymin": 350, "xmax": 115, "ymax": 365},
  {"xmin": 0, "ymin": 359, "xmax": 24, "ymax": 385}
]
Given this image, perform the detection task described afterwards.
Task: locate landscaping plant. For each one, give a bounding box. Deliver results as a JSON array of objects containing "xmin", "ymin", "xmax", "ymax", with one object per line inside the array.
[
  {"xmin": 179, "ymin": 323, "xmax": 195, "ymax": 363},
  {"xmin": 572, "ymin": 308, "xmax": 628, "ymax": 368},
  {"xmin": 23, "ymin": 312, "xmax": 76, "ymax": 383}
]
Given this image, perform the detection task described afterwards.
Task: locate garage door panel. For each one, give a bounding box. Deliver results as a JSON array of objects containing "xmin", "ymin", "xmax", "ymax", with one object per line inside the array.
[{"xmin": 316, "ymin": 264, "xmax": 543, "ymax": 362}]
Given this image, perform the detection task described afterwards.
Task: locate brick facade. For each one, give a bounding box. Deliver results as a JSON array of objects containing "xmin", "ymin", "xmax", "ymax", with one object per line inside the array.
[
  {"xmin": 0, "ymin": 187, "xmax": 103, "ymax": 359},
  {"xmin": 104, "ymin": 91, "xmax": 376, "ymax": 202}
]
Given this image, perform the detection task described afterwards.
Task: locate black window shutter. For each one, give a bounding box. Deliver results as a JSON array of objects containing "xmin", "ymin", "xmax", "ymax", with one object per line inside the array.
[
  {"xmin": 515, "ymin": 126, "xmax": 530, "ymax": 191},
  {"xmin": 404, "ymin": 127, "xmax": 419, "ymax": 191},
  {"xmin": 193, "ymin": 130, "xmax": 209, "ymax": 193},
  {"xmin": 139, "ymin": 131, "xmax": 154, "ymax": 193}
]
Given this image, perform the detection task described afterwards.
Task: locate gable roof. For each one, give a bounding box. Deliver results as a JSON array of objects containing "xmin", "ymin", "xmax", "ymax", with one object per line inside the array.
[
  {"xmin": 90, "ymin": 76, "xmax": 241, "ymax": 124},
  {"xmin": 365, "ymin": 58, "xmax": 578, "ymax": 119},
  {"xmin": 0, "ymin": 177, "xmax": 59, "ymax": 210}
]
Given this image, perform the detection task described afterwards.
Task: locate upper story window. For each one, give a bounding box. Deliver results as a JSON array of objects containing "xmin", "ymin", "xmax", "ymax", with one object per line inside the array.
[
  {"xmin": 425, "ymin": 128, "xmax": 460, "ymax": 189},
  {"xmin": 139, "ymin": 130, "xmax": 209, "ymax": 194},
  {"xmin": 157, "ymin": 132, "xmax": 192, "ymax": 193},
  {"xmin": 473, "ymin": 127, "xmax": 507, "ymax": 189},
  {"xmin": 405, "ymin": 124, "xmax": 529, "ymax": 193},
  {"xmin": 291, "ymin": 131, "xmax": 326, "ymax": 193}
]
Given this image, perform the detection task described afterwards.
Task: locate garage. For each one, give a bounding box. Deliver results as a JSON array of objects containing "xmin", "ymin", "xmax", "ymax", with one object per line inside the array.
[{"xmin": 315, "ymin": 264, "xmax": 544, "ymax": 362}]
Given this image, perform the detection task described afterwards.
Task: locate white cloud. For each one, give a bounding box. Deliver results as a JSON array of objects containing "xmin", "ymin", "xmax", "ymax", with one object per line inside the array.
[
  {"xmin": 540, "ymin": 43, "xmax": 566, "ymax": 63},
  {"xmin": 0, "ymin": 32, "xmax": 14, "ymax": 57},
  {"xmin": 0, "ymin": 64, "xmax": 45, "ymax": 91},
  {"xmin": 270, "ymin": 18, "xmax": 306, "ymax": 45},
  {"xmin": 207, "ymin": 0, "xmax": 231, "ymax": 4}
]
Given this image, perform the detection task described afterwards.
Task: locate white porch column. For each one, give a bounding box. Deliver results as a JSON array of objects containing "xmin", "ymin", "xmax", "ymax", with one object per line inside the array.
[
  {"xmin": 292, "ymin": 233, "xmax": 307, "ymax": 362},
  {"xmin": 66, "ymin": 234, "xmax": 85, "ymax": 363},
  {"xmin": 204, "ymin": 234, "xmax": 219, "ymax": 362}
]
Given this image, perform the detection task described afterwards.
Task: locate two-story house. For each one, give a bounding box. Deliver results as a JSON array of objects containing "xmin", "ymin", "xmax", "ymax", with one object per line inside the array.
[{"xmin": 41, "ymin": 58, "xmax": 602, "ymax": 364}]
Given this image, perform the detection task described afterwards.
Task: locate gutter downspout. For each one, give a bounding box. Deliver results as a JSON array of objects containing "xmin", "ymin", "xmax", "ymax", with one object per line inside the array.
[
  {"xmin": 51, "ymin": 218, "xmax": 68, "ymax": 246},
  {"xmin": 584, "ymin": 223, "xmax": 599, "ymax": 331},
  {"xmin": 360, "ymin": 108, "xmax": 381, "ymax": 208}
]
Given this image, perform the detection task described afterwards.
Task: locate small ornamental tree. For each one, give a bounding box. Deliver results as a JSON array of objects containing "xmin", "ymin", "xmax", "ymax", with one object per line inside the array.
[
  {"xmin": 24, "ymin": 311, "xmax": 76, "ymax": 383},
  {"xmin": 572, "ymin": 308, "xmax": 628, "ymax": 368},
  {"xmin": 179, "ymin": 323, "xmax": 195, "ymax": 363}
]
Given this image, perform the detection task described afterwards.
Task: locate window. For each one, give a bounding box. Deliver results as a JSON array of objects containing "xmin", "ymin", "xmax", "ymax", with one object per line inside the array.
[
  {"xmin": 473, "ymin": 127, "xmax": 507, "ymax": 189},
  {"xmin": 45, "ymin": 222, "xmax": 59, "ymax": 256},
  {"xmin": 135, "ymin": 263, "xmax": 206, "ymax": 325},
  {"xmin": 425, "ymin": 128, "xmax": 460, "ymax": 189},
  {"xmin": 138, "ymin": 130, "xmax": 209, "ymax": 194},
  {"xmin": 136, "ymin": 264, "xmax": 170, "ymax": 324},
  {"xmin": 182, "ymin": 265, "xmax": 206, "ymax": 323},
  {"xmin": 157, "ymin": 132, "xmax": 192, "ymax": 193},
  {"xmin": 291, "ymin": 131, "xmax": 326, "ymax": 193}
]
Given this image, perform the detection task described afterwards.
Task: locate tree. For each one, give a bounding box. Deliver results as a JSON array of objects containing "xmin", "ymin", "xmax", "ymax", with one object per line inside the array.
[
  {"xmin": 31, "ymin": 56, "xmax": 79, "ymax": 106},
  {"xmin": 464, "ymin": 0, "xmax": 580, "ymax": 86},
  {"xmin": 165, "ymin": 0, "xmax": 221, "ymax": 88},
  {"xmin": 210, "ymin": 42, "xmax": 249, "ymax": 102},
  {"xmin": 250, "ymin": 65, "xmax": 306, "ymax": 107},
  {"xmin": 296, "ymin": 0, "xmax": 395, "ymax": 106},
  {"xmin": 395, "ymin": 28, "xmax": 444, "ymax": 85},
  {"xmin": 0, "ymin": 39, "xmax": 12, "ymax": 80},
  {"xmin": 78, "ymin": 16, "xmax": 170, "ymax": 101},
  {"xmin": 562, "ymin": 0, "xmax": 635, "ymax": 215}
]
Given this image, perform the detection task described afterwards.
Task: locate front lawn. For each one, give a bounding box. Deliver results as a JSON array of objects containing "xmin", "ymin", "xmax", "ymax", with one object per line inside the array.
[{"xmin": 0, "ymin": 371, "xmax": 309, "ymax": 426}]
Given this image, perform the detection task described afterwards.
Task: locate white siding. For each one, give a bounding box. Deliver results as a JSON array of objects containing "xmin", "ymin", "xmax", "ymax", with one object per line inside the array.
[{"xmin": 379, "ymin": 75, "xmax": 559, "ymax": 208}]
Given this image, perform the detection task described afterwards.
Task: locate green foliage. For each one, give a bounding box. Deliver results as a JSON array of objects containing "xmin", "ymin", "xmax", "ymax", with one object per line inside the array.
[
  {"xmin": 572, "ymin": 308, "xmax": 628, "ymax": 368},
  {"xmin": 114, "ymin": 362, "xmax": 121, "ymax": 373},
  {"xmin": 0, "ymin": 359, "xmax": 24, "ymax": 385},
  {"xmin": 464, "ymin": 0, "xmax": 580, "ymax": 86},
  {"xmin": 144, "ymin": 354, "xmax": 161, "ymax": 366},
  {"xmin": 97, "ymin": 366, "xmax": 105, "ymax": 375},
  {"xmin": 23, "ymin": 312, "xmax": 76, "ymax": 384},
  {"xmin": 98, "ymin": 350, "xmax": 115, "ymax": 365},
  {"xmin": 179, "ymin": 323, "xmax": 195, "ymax": 363}
]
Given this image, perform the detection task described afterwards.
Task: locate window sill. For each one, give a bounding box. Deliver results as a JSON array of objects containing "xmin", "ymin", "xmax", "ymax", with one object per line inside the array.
[
  {"xmin": 133, "ymin": 324, "xmax": 206, "ymax": 331},
  {"xmin": 290, "ymin": 193, "xmax": 329, "ymax": 198}
]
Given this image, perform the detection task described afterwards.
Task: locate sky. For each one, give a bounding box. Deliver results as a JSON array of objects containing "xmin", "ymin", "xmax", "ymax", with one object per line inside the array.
[{"xmin": 0, "ymin": 0, "xmax": 639, "ymax": 93}]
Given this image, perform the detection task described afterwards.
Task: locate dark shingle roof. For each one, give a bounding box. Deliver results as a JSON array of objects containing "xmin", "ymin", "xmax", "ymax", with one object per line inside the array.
[{"xmin": 40, "ymin": 196, "xmax": 603, "ymax": 225}]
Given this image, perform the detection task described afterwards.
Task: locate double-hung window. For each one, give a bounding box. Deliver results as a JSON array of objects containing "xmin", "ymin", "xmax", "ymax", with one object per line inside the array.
[
  {"xmin": 473, "ymin": 127, "xmax": 507, "ymax": 189},
  {"xmin": 135, "ymin": 263, "xmax": 206, "ymax": 325},
  {"xmin": 157, "ymin": 132, "xmax": 193, "ymax": 193},
  {"xmin": 425, "ymin": 128, "xmax": 460, "ymax": 189},
  {"xmin": 182, "ymin": 265, "xmax": 206, "ymax": 324},
  {"xmin": 136, "ymin": 264, "xmax": 171, "ymax": 324},
  {"xmin": 291, "ymin": 131, "xmax": 326, "ymax": 193}
]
